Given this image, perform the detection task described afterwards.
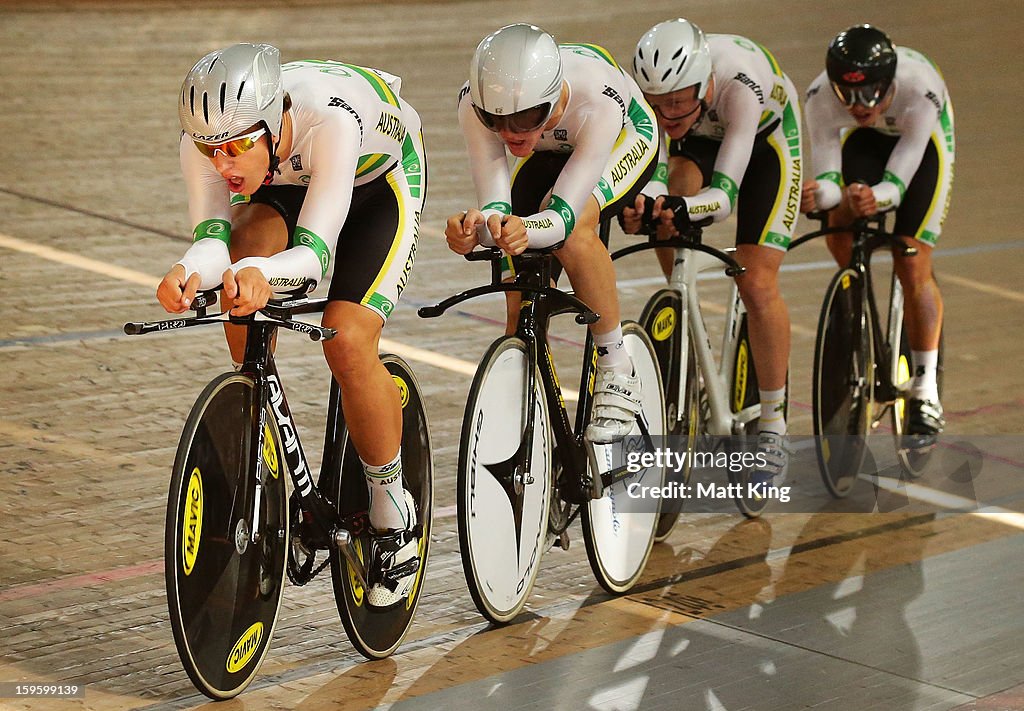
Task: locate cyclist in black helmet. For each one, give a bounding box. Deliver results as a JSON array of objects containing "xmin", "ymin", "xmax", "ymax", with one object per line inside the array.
[{"xmin": 802, "ymin": 25, "xmax": 954, "ymax": 446}]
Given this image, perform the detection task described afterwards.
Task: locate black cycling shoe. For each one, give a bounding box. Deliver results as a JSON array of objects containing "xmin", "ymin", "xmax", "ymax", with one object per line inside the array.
[{"xmin": 905, "ymin": 398, "xmax": 945, "ymax": 450}]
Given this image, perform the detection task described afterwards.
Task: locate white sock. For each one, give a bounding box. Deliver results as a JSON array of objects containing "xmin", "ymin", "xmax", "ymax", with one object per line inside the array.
[
  {"xmin": 759, "ymin": 388, "xmax": 787, "ymax": 435},
  {"xmin": 594, "ymin": 326, "xmax": 630, "ymax": 373},
  {"xmin": 910, "ymin": 350, "xmax": 939, "ymax": 402},
  {"xmin": 362, "ymin": 452, "xmax": 409, "ymax": 531}
]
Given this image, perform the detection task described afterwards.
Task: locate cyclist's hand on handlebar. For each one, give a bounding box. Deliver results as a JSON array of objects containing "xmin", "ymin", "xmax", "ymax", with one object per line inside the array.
[
  {"xmin": 223, "ymin": 266, "xmax": 272, "ymax": 317},
  {"xmin": 656, "ymin": 195, "xmax": 690, "ymax": 235},
  {"xmin": 617, "ymin": 194, "xmax": 650, "ymax": 235},
  {"xmin": 495, "ymin": 215, "xmax": 528, "ymax": 256},
  {"xmin": 844, "ymin": 182, "xmax": 877, "ymax": 217},
  {"xmin": 801, "ymin": 179, "xmax": 819, "ymax": 214},
  {"xmin": 445, "ymin": 210, "xmax": 484, "ymax": 255},
  {"xmin": 157, "ymin": 264, "xmax": 202, "ymax": 314}
]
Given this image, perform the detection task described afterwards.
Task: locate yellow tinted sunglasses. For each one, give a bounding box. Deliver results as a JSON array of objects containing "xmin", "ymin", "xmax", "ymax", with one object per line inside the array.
[{"xmin": 193, "ymin": 127, "xmax": 267, "ymax": 158}]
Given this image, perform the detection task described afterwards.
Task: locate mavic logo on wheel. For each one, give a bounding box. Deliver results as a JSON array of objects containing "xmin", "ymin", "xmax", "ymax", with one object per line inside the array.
[
  {"xmin": 652, "ymin": 306, "xmax": 676, "ymax": 341},
  {"xmin": 226, "ymin": 622, "xmax": 264, "ymax": 674},
  {"xmin": 261, "ymin": 424, "xmax": 279, "ymax": 479},
  {"xmin": 734, "ymin": 343, "xmax": 749, "ymax": 412},
  {"xmin": 392, "ymin": 375, "xmax": 410, "ymax": 408},
  {"xmin": 182, "ymin": 468, "xmax": 203, "ymax": 576}
]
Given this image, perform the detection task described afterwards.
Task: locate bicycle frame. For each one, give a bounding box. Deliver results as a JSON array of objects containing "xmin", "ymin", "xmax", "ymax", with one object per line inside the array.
[
  {"xmin": 612, "ymin": 230, "xmax": 753, "ymax": 435},
  {"xmin": 791, "ymin": 214, "xmax": 915, "ymax": 410},
  {"xmin": 126, "ymin": 291, "xmax": 369, "ymax": 585}
]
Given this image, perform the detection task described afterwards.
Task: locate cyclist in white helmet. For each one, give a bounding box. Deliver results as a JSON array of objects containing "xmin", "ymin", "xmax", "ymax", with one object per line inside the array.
[
  {"xmin": 622, "ymin": 18, "xmax": 803, "ymax": 488},
  {"xmin": 445, "ymin": 23, "xmax": 659, "ymax": 443},
  {"xmin": 158, "ymin": 43, "xmax": 427, "ymax": 608},
  {"xmin": 802, "ymin": 25, "xmax": 954, "ymax": 447}
]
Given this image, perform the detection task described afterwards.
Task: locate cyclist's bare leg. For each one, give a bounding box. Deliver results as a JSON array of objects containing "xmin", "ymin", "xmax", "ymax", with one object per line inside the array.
[
  {"xmin": 893, "ymin": 239, "xmax": 943, "ymax": 351},
  {"xmin": 321, "ymin": 301, "xmax": 401, "ymax": 465},
  {"xmin": 824, "ymin": 198, "xmax": 857, "ymax": 267},
  {"xmin": 659, "ymin": 156, "xmax": 704, "ymax": 279},
  {"xmin": 554, "ymin": 196, "xmax": 620, "ymax": 336},
  {"xmin": 734, "ymin": 243, "xmax": 790, "ymax": 392},
  {"xmin": 224, "ymin": 203, "xmax": 289, "ymax": 362}
]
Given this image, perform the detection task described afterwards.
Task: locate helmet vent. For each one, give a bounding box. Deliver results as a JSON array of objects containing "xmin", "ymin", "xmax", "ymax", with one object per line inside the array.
[
  {"xmin": 653, "ymin": 49, "xmax": 660, "ymax": 66},
  {"xmin": 237, "ymin": 80, "xmax": 246, "ymax": 101},
  {"xmin": 209, "ymin": 57, "xmax": 218, "ymax": 73},
  {"xmin": 219, "ymin": 83, "xmax": 227, "ymax": 113},
  {"xmin": 660, "ymin": 68, "xmax": 672, "ymax": 82},
  {"xmin": 672, "ymin": 48, "xmax": 684, "ymax": 60},
  {"xmin": 640, "ymin": 67, "xmax": 650, "ymax": 81},
  {"xmin": 189, "ymin": 86, "xmax": 195, "ymax": 115},
  {"xmin": 202, "ymin": 92, "xmax": 209, "ymax": 124}
]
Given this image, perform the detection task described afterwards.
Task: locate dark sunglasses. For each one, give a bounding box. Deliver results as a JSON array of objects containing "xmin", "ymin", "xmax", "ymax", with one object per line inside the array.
[{"xmin": 472, "ymin": 103, "xmax": 553, "ymax": 133}]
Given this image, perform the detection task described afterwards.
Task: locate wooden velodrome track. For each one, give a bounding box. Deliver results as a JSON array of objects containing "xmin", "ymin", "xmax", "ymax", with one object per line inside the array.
[{"xmin": 1, "ymin": 1, "xmax": 1022, "ymax": 709}]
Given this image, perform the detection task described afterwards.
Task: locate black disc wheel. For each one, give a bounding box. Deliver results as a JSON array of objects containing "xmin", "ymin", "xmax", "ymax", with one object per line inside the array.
[
  {"xmin": 329, "ymin": 355, "xmax": 433, "ymax": 658},
  {"xmin": 165, "ymin": 373, "xmax": 288, "ymax": 700},
  {"xmin": 813, "ymin": 269, "xmax": 874, "ymax": 497}
]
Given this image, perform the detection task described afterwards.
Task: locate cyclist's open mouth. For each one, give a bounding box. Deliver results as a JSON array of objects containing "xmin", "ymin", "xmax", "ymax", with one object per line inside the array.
[{"xmin": 225, "ymin": 176, "xmax": 246, "ymax": 193}]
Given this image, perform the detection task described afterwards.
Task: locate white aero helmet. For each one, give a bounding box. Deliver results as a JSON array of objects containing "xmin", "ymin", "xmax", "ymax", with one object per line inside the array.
[
  {"xmin": 179, "ymin": 43, "xmax": 284, "ymax": 144},
  {"xmin": 469, "ymin": 23, "xmax": 563, "ymax": 132},
  {"xmin": 632, "ymin": 19, "xmax": 712, "ymax": 98}
]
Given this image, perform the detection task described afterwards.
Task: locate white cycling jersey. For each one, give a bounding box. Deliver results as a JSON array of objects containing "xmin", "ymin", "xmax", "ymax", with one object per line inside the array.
[
  {"xmin": 644, "ymin": 34, "xmax": 802, "ymax": 232},
  {"xmin": 177, "ymin": 60, "xmax": 423, "ymax": 290},
  {"xmin": 459, "ymin": 43, "xmax": 657, "ymax": 248},
  {"xmin": 805, "ymin": 46, "xmax": 954, "ymax": 212}
]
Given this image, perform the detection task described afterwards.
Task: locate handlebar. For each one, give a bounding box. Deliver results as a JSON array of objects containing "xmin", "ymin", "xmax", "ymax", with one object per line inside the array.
[
  {"xmin": 789, "ymin": 209, "xmax": 916, "ymax": 256},
  {"xmin": 124, "ymin": 279, "xmax": 336, "ymax": 341}
]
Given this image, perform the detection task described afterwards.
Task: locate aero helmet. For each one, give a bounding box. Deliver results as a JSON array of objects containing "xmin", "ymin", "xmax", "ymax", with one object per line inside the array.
[
  {"xmin": 632, "ymin": 19, "xmax": 712, "ymax": 98},
  {"xmin": 469, "ymin": 24, "xmax": 563, "ymax": 132},
  {"xmin": 826, "ymin": 25, "xmax": 897, "ymax": 107},
  {"xmin": 179, "ymin": 43, "xmax": 284, "ymax": 144}
]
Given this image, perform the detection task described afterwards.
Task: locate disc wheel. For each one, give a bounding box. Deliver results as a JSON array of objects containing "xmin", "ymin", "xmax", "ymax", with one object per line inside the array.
[
  {"xmin": 583, "ymin": 322, "xmax": 666, "ymax": 594},
  {"xmin": 813, "ymin": 269, "xmax": 874, "ymax": 497},
  {"xmin": 329, "ymin": 355, "xmax": 433, "ymax": 658},
  {"xmin": 165, "ymin": 373, "xmax": 287, "ymax": 700},
  {"xmin": 457, "ymin": 337, "xmax": 552, "ymax": 624}
]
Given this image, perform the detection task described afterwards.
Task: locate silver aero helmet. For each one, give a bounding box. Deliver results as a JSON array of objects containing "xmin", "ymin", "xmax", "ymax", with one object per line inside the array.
[
  {"xmin": 469, "ymin": 23, "xmax": 563, "ymax": 133},
  {"xmin": 632, "ymin": 19, "xmax": 712, "ymax": 98},
  {"xmin": 179, "ymin": 43, "xmax": 284, "ymax": 144}
]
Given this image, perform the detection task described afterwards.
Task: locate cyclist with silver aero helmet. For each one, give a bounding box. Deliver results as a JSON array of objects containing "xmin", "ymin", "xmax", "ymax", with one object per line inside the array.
[
  {"xmin": 622, "ymin": 18, "xmax": 802, "ymax": 487},
  {"xmin": 801, "ymin": 25, "xmax": 954, "ymax": 446},
  {"xmin": 445, "ymin": 23, "xmax": 659, "ymax": 444},
  {"xmin": 157, "ymin": 43, "xmax": 427, "ymax": 608}
]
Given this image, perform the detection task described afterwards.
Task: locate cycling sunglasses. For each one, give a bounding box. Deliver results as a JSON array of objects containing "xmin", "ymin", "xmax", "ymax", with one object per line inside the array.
[
  {"xmin": 193, "ymin": 127, "xmax": 267, "ymax": 158},
  {"xmin": 830, "ymin": 80, "xmax": 891, "ymax": 108},
  {"xmin": 472, "ymin": 103, "xmax": 553, "ymax": 133}
]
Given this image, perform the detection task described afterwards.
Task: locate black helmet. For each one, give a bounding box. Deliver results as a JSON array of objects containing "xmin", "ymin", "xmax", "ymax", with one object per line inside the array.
[{"xmin": 826, "ymin": 25, "xmax": 896, "ymax": 108}]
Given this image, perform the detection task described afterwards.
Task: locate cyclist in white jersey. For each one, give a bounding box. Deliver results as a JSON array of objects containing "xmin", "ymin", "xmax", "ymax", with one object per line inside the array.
[
  {"xmin": 444, "ymin": 24, "xmax": 659, "ymax": 443},
  {"xmin": 622, "ymin": 19, "xmax": 802, "ymax": 486},
  {"xmin": 156, "ymin": 43, "xmax": 426, "ymax": 608},
  {"xmin": 801, "ymin": 25, "xmax": 954, "ymax": 444}
]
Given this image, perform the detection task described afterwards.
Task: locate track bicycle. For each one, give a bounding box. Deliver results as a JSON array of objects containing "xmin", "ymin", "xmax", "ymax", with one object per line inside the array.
[
  {"xmin": 790, "ymin": 211, "xmax": 945, "ymax": 496},
  {"xmin": 612, "ymin": 215, "xmax": 781, "ymax": 523},
  {"xmin": 124, "ymin": 283, "xmax": 432, "ymax": 699},
  {"xmin": 419, "ymin": 226, "xmax": 666, "ymax": 624}
]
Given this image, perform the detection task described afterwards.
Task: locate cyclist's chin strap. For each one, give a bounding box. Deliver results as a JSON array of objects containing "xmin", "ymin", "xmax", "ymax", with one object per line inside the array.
[{"xmin": 263, "ymin": 151, "xmax": 281, "ymax": 186}]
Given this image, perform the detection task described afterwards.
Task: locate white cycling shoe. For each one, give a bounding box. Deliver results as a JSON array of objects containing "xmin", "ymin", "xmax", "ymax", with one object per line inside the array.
[
  {"xmin": 585, "ymin": 365, "xmax": 643, "ymax": 444},
  {"xmin": 366, "ymin": 489, "xmax": 420, "ymax": 610}
]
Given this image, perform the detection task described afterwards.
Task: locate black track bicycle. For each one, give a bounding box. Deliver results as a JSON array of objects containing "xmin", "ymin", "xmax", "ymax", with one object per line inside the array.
[
  {"xmin": 125, "ymin": 283, "xmax": 432, "ymax": 699},
  {"xmin": 791, "ymin": 212, "xmax": 945, "ymax": 497},
  {"xmin": 419, "ymin": 229, "xmax": 666, "ymax": 624}
]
